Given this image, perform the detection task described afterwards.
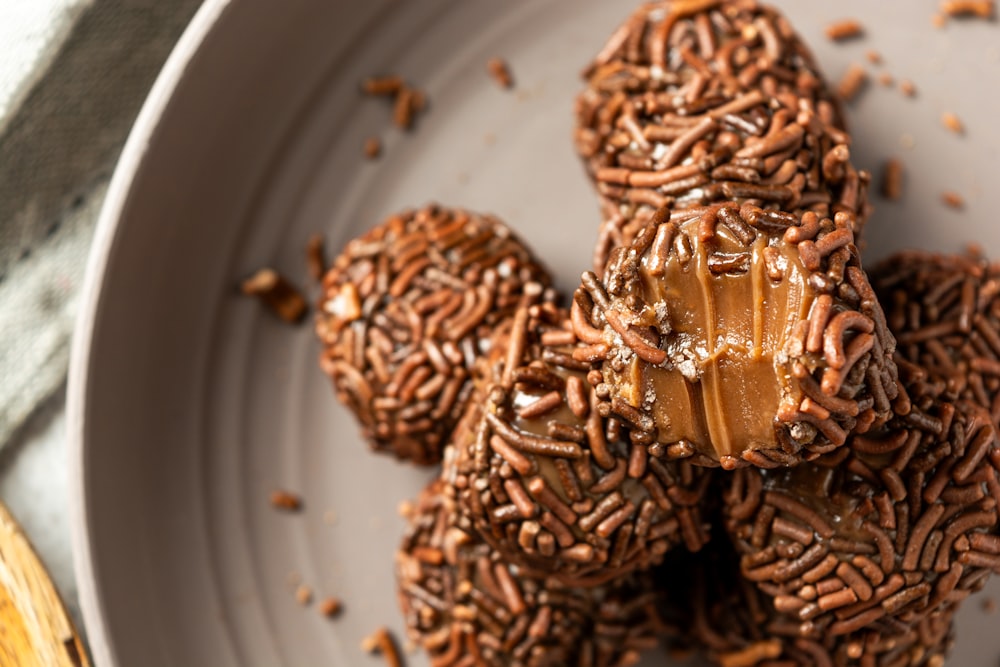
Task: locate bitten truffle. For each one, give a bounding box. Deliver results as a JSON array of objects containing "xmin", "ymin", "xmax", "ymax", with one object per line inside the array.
[
  {"xmin": 397, "ymin": 480, "xmax": 663, "ymax": 667},
  {"xmin": 446, "ymin": 298, "xmax": 712, "ymax": 584},
  {"xmin": 316, "ymin": 205, "xmax": 552, "ymax": 464},
  {"xmin": 574, "ymin": 203, "xmax": 899, "ymax": 469}
]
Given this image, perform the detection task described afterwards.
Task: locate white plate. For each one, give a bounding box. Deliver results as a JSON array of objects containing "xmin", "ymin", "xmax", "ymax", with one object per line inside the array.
[{"xmin": 69, "ymin": 1, "xmax": 1000, "ymax": 665}]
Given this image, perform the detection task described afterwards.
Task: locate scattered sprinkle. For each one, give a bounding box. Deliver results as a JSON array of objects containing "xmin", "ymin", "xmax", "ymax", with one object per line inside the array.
[
  {"xmin": 942, "ymin": 191, "xmax": 965, "ymax": 209},
  {"xmin": 837, "ymin": 64, "xmax": 868, "ymax": 103},
  {"xmin": 306, "ymin": 234, "xmax": 326, "ymax": 281},
  {"xmin": 361, "ymin": 75, "xmax": 404, "ymax": 97},
  {"xmin": 942, "ymin": 111, "xmax": 965, "ymax": 135},
  {"xmin": 319, "ymin": 597, "xmax": 342, "ymax": 618},
  {"xmin": 881, "ymin": 158, "xmax": 904, "ymax": 201},
  {"xmin": 940, "ymin": 0, "xmax": 994, "ymax": 18},
  {"xmin": 900, "ymin": 79, "xmax": 917, "ymax": 97},
  {"xmin": 364, "ymin": 137, "xmax": 382, "ymax": 159},
  {"xmin": 270, "ymin": 489, "xmax": 303, "ymax": 511},
  {"xmin": 487, "ymin": 57, "xmax": 514, "ymax": 89},
  {"xmin": 932, "ymin": 13, "xmax": 949, "ymax": 28},
  {"xmin": 362, "ymin": 74, "xmax": 429, "ymax": 132},
  {"xmin": 295, "ymin": 585, "xmax": 313, "ymax": 606},
  {"xmin": 362, "ymin": 627, "xmax": 403, "ymax": 667},
  {"xmin": 242, "ymin": 270, "xmax": 308, "ymax": 323},
  {"xmin": 982, "ymin": 597, "xmax": 997, "ymax": 613},
  {"xmin": 825, "ymin": 19, "xmax": 864, "ymax": 41},
  {"xmin": 323, "ymin": 509, "xmax": 338, "ymax": 525},
  {"xmin": 866, "ymin": 50, "xmax": 883, "ymax": 65},
  {"xmin": 394, "ymin": 88, "xmax": 417, "ymax": 130},
  {"xmin": 878, "ymin": 72, "xmax": 895, "ymax": 87}
]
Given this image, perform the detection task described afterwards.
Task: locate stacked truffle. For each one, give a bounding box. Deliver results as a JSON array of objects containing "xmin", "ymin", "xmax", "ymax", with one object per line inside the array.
[
  {"xmin": 565, "ymin": 0, "xmax": 1000, "ymax": 664},
  {"xmin": 313, "ymin": 2, "xmax": 1000, "ymax": 666}
]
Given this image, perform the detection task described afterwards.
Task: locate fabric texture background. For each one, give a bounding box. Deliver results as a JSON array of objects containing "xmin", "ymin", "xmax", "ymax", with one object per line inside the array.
[{"xmin": 0, "ymin": 0, "xmax": 202, "ymax": 449}]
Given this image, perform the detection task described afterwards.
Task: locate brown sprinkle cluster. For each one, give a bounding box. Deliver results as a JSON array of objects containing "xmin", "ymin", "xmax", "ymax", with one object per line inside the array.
[
  {"xmin": 241, "ymin": 269, "xmax": 308, "ymax": 324},
  {"xmin": 362, "ymin": 74, "xmax": 428, "ymax": 131},
  {"xmin": 315, "ymin": 205, "xmax": 552, "ymax": 465}
]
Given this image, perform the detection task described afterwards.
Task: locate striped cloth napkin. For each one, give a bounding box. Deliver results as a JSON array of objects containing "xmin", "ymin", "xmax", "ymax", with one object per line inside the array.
[{"xmin": 0, "ymin": 0, "xmax": 200, "ymax": 449}]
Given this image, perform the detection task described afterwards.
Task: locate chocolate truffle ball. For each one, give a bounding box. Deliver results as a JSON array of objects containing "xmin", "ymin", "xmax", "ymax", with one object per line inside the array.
[
  {"xmin": 720, "ymin": 251, "xmax": 1000, "ymax": 639},
  {"xmin": 666, "ymin": 536, "xmax": 956, "ymax": 667},
  {"xmin": 722, "ymin": 402, "xmax": 999, "ymax": 639},
  {"xmin": 577, "ymin": 0, "xmax": 871, "ymax": 273},
  {"xmin": 316, "ymin": 204, "xmax": 553, "ymax": 465},
  {"xmin": 396, "ymin": 480, "xmax": 663, "ymax": 667},
  {"xmin": 446, "ymin": 299, "xmax": 712, "ymax": 584},
  {"xmin": 574, "ymin": 203, "xmax": 899, "ymax": 469},
  {"xmin": 873, "ymin": 249, "xmax": 1000, "ymax": 419}
]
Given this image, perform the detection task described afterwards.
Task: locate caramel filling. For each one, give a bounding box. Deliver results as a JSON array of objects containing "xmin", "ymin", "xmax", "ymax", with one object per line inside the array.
[{"xmin": 609, "ymin": 219, "xmax": 814, "ymax": 463}]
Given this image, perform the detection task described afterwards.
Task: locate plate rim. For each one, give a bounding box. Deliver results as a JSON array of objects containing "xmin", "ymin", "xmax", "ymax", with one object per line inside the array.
[{"xmin": 67, "ymin": 1, "xmax": 233, "ymax": 664}]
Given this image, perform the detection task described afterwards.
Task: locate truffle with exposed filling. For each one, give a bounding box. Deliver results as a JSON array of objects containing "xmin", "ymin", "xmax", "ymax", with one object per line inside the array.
[
  {"xmin": 445, "ymin": 298, "xmax": 712, "ymax": 584},
  {"xmin": 315, "ymin": 204, "xmax": 553, "ymax": 465},
  {"xmin": 574, "ymin": 202, "xmax": 899, "ymax": 469},
  {"xmin": 396, "ymin": 480, "xmax": 663, "ymax": 667}
]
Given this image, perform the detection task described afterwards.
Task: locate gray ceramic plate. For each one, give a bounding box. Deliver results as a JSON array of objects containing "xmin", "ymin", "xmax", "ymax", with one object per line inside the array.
[{"xmin": 69, "ymin": 0, "xmax": 1000, "ymax": 665}]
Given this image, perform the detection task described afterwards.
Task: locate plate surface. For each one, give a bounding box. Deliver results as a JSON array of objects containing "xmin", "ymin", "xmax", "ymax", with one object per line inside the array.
[{"xmin": 69, "ymin": 0, "xmax": 1000, "ymax": 665}]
